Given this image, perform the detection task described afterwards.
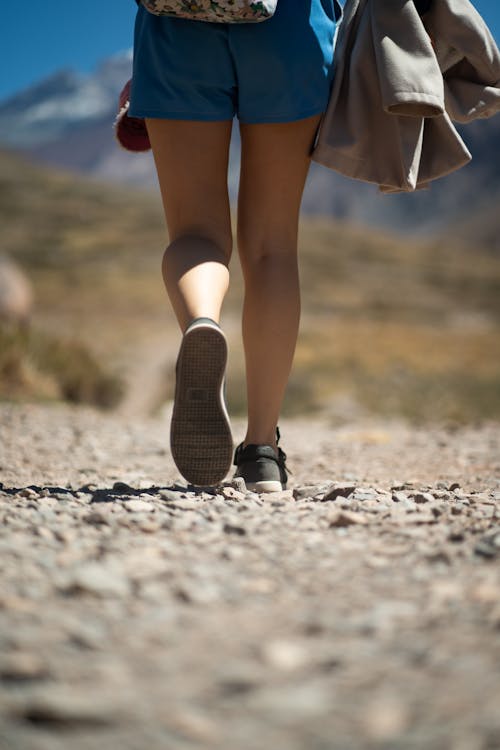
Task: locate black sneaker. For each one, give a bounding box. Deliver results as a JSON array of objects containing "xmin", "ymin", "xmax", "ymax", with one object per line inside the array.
[
  {"xmin": 233, "ymin": 427, "xmax": 290, "ymax": 493},
  {"xmin": 170, "ymin": 317, "xmax": 233, "ymax": 486}
]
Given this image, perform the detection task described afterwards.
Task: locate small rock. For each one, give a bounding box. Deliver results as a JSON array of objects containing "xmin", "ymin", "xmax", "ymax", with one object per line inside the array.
[
  {"xmin": 413, "ymin": 492, "xmax": 434, "ymax": 504},
  {"xmin": 363, "ymin": 695, "xmax": 410, "ymax": 741},
  {"xmin": 59, "ymin": 562, "xmax": 130, "ymax": 598},
  {"xmin": 406, "ymin": 512, "xmax": 436, "ymax": 525},
  {"xmin": 175, "ymin": 581, "xmax": 220, "ymax": 605},
  {"xmin": 221, "ymin": 487, "xmax": 246, "ymax": 501},
  {"xmin": 123, "ymin": 499, "xmax": 154, "ymax": 513},
  {"xmin": 162, "ymin": 497, "xmax": 201, "ymax": 511},
  {"xmin": 328, "ymin": 510, "xmax": 368, "ymax": 528},
  {"xmin": 261, "ymin": 639, "xmax": 310, "ymax": 670},
  {"xmin": 112, "ymin": 481, "xmax": 136, "ymax": 493},
  {"xmin": 12, "ymin": 687, "xmax": 125, "ymax": 726},
  {"xmin": 223, "ymin": 522, "xmax": 246, "ymax": 536},
  {"xmin": 223, "ymin": 477, "xmax": 247, "ymax": 493},
  {"xmin": 54, "ymin": 528, "xmax": 77, "ymax": 543},
  {"xmin": 425, "ymin": 548, "xmax": 452, "ymax": 565},
  {"xmin": 166, "ymin": 708, "xmax": 220, "ymax": 744},
  {"xmin": 293, "ymin": 485, "xmax": 324, "ymax": 501},
  {"xmin": 322, "ymin": 485, "xmax": 356, "ymax": 502},
  {"xmin": 34, "ymin": 526, "xmax": 54, "ymax": 540},
  {"xmin": 0, "ymin": 652, "xmax": 50, "ymax": 682},
  {"xmin": 392, "ymin": 491, "xmax": 409, "ymax": 503},
  {"xmin": 447, "ymin": 525, "xmax": 465, "ymax": 542},
  {"xmin": 83, "ymin": 510, "xmax": 110, "ymax": 526},
  {"xmin": 18, "ymin": 488, "xmax": 39, "ymax": 499},
  {"xmin": 159, "ymin": 489, "xmax": 182, "ymax": 502},
  {"xmin": 474, "ymin": 528, "xmax": 500, "ymax": 559}
]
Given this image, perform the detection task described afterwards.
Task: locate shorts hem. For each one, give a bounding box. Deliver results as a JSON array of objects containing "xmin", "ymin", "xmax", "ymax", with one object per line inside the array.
[
  {"xmin": 128, "ymin": 107, "xmax": 234, "ymax": 121},
  {"xmin": 238, "ymin": 107, "xmax": 326, "ymax": 124},
  {"xmin": 128, "ymin": 107, "xmax": 327, "ymax": 123}
]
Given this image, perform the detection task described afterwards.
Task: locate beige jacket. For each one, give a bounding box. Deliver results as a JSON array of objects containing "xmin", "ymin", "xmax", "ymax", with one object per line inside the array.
[{"xmin": 311, "ymin": 0, "xmax": 500, "ymax": 192}]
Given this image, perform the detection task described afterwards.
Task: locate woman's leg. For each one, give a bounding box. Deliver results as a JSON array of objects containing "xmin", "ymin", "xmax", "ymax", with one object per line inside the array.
[
  {"xmin": 146, "ymin": 118, "xmax": 234, "ymax": 485},
  {"xmin": 145, "ymin": 118, "xmax": 234, "ymax": 332},
  {"xmin": 237, "ymin": 114, "xmax": 323, "ymax": 452}
]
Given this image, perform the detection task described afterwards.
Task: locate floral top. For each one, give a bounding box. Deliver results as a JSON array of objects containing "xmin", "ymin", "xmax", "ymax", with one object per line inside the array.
[{"xmin": 137, "ymin": 0, "xmax": 278, "ymax": 23}]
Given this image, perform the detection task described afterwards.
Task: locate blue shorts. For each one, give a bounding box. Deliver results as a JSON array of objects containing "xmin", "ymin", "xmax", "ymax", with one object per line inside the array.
[{"xmin": 129, "ymin": 1, "xmax": 340, "ymax": 124}]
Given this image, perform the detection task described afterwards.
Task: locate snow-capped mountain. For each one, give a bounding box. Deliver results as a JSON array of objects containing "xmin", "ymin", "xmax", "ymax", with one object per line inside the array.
[
  {"xmin": 0, "ymin": 51, "xmax": 133, "ymax": 148},
  {"xmin": 0, "ymin": 50, "xmax": 499, "ymax": 240}
]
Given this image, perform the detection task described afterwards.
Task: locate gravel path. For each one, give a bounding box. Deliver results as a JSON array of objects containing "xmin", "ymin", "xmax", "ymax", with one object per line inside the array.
[{"xmin": 1, "ymin": 402, "xmax": 499, "ymax": 750}]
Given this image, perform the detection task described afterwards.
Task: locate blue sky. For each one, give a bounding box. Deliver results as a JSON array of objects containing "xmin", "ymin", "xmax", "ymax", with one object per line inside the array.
[{"xmin": 1, "ymin": 0, "xmax": 499, "ymax": 103}]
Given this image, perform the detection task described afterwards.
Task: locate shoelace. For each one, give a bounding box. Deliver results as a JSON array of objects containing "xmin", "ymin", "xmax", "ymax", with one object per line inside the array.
[{"xmin": 275, "ymin": 426, "xmax": 292, "ymax": 476}]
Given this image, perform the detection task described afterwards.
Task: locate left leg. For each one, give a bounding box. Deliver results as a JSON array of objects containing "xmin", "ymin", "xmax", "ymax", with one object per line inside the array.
[
  {"xmin": 145, "ymin": 117, "xmax": 234, "ymax": 331},
  {"xmin": 145, "ymin": 118, "xmax": 235, "ymax": 485},
  {"xmin": 236, "ymin": 114, "xmax": 322, "ymax": 451}
]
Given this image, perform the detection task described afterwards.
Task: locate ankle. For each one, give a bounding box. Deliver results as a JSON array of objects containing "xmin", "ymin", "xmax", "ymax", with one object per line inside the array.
[{"xmin": 243, "ymin": 435, "xmax": 278, "ymax": 454}]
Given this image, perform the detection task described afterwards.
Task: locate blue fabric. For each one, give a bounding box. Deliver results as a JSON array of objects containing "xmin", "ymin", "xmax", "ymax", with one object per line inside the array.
[{"xmin": 129, "ymin": 1, "xmax": 338, "ymax": 123}]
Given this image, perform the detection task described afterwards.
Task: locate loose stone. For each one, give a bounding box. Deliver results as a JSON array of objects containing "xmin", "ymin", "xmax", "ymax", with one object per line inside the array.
[
  {"xmin": 322, "ymin": 485, "xmax": 357, "ymax": 502},
  {"xmin": 123, "ymin": 499, "xmax": 154, "ymax": 513},
  {"xmin": 328, "ymin": 510, "xmax": 368, "ymax": 527}
]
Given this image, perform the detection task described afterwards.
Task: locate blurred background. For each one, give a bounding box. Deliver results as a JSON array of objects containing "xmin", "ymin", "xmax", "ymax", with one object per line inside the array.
[{"xmin": 1, "ymin": 1, "xmax": 499, "ymax": 425}]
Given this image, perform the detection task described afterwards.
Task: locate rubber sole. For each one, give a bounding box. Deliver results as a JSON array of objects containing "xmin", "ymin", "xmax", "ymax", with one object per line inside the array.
[
  {"xmin": 170, "ymin": 322, "xmax": 233, "ymax": 486},
  {"xmin": 243, "ymin": 480, "xmax": 284, "ymax": 493}
]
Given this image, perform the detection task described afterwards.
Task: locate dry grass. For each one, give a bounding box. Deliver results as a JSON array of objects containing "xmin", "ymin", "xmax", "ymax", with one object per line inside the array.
[{"xmin": 0, "ymin": 325, "xmax": 124, "ymax": 409}]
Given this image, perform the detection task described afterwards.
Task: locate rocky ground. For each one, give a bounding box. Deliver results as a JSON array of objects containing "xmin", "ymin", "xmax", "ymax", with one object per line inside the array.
[{"xmin": 0, "ymin": 401, "xmax": 499, "ymax": 750}]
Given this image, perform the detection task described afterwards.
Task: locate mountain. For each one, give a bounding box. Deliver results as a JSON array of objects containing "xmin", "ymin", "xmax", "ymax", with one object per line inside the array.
[{"xmin": 0, "ymin": 51, "xmax": 499, "ymax": 238}]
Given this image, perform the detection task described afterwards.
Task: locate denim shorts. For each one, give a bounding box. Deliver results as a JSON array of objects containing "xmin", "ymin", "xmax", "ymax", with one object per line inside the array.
[{"xmin": 129, "ymin": 0, "xmax": 341, "ymax": 124}]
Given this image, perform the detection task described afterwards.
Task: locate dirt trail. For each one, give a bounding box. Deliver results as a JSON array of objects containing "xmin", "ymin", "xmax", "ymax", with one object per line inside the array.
[{"xmin": 1, "ymin": 402, "xmax": 499, "ymax": 750}]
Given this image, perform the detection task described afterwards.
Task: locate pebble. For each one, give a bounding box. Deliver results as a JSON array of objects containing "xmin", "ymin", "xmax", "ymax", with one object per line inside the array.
[
  {"xmin": 0, "ymin": 652, "xmax": 51, "ymax": 682},
  {"xmin": 112, "ymin": 481, "xmax": 136, "ymax": 493},
  {"xmin": 58, "ymin": 562, "xmax": 130, "ymax": 598},
  {"xmin": 11, "ymin": 687, "xmax": 127, "ymax": 726},
  {"xmin": 328, "ymin": 509, "xmax": 368, "ymax": 527},
  {"xmin": 123, "ymin": 499, "xmax": 155, "ymax": 513},
  {"xmin": 293, "ymin": 485, "xmax": 327, "ymax": 501},
  {"xmin": 413, "ymin": 492, "xmax": 435, "ymax": 504},
  {"xmin": 84, "ymin": 510, "xmax": 111, "ymax": 526},
  {"xmin": 221, "ymin": 487, "xmax": 246, "ymax": 501},
  {"xmin": 352, "ymin": 488, "xmax": 380, "ymax": 502},
  {"xmin": 223, "ymin": 522, "xmax": 247, "ymax": 536},
  {"xmin": 18, "ymin": 488, "xmax": 39, "ymax": 499},
  {"xmin": 261, "ymin": 639, "xmax": 310, "ymax": 670},
  {"xmin": 392, "ymin": 491, "xmax": 409, "ymax": 503},
  {"xmin": 474, "ymin": 529, "xmax": 500, "ymax": 559},
  {"xmin": 322, "ymin": 484, "xmax": 357, "ymax": 501}
]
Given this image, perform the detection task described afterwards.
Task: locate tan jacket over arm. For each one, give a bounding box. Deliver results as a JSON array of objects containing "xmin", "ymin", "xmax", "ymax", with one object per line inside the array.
[{"xmin": 311, "ymin": 0, "xmax": 500, "ymax": 193}]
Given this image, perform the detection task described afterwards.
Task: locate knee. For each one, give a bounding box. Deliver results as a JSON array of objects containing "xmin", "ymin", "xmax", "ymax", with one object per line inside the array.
[
  {"xmin": 165, "ymin": 230, "xmax": 233, "ymax": 264},
  {"xmin": 238, "ymin": 241, "xmax": 298, "ymax": 275}
]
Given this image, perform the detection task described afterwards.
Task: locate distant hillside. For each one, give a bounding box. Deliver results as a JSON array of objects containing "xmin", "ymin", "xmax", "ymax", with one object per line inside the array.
[{"xmin": 0, "ymin": 53, "xmax": 499, "ymax": 237}]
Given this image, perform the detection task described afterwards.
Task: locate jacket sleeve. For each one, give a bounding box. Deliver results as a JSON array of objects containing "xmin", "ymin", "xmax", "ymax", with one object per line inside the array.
[
  {"xmin": 371, "ymin": 0, "xmax": 444, "ymax": 117},
  {"xmin": 423, "ymin": 0, "xmax": 500, "ymax": 123}
]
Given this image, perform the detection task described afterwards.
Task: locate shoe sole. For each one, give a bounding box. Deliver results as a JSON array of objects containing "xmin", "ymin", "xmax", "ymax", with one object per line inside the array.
[
  {"xmin": 170, "ymin": 322, "xmax": 232, "ymax": 486},
  {"xmin": 244, "ymin": 480, "xmax": 284, "ymax": 493}
]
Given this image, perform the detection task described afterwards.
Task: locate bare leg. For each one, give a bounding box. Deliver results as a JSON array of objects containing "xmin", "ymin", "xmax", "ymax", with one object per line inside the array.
[
  {"xmin": 237, "ymin": 114, "xmax": 323, "ymax": 452},
  {"xmin": 146, "ymin": 118, "xmax": 235, "ymax": 485},
  {"xmin": 145, "ymin": 118, "xmax": 234, "ymax": 331}
]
